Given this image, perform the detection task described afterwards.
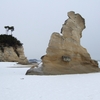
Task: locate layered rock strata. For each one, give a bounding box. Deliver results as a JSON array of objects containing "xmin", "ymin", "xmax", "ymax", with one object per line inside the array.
[{"xmin": 26, "ymin": 11, "xmax": 100, "ymax": 75}]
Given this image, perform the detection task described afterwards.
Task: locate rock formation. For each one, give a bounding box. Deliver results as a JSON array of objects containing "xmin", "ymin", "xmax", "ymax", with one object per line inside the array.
[
  {"xmin": 26, "ymin": 11, "xmax": 100, "ymax": 75},
  {"xmin": 0, "ymin": 46, "xmax": 28, "ymax": 64},
  {"xmin": 0, "ymin": 34, "xmax": 28, "ymax": 64}
]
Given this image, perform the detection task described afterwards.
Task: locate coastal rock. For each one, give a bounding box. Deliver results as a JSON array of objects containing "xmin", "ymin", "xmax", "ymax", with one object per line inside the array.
[
  {"xmin": 26, "ymin": 11, "xmax": 100, "ymax": 75},
  {"xmin": 0, "ymin": 46, "xmax": 28, "ymax": 64}
]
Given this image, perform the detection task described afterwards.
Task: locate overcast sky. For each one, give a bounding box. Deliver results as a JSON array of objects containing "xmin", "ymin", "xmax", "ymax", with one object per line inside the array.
[{"xmin": 0, "ymin": 0, "xmax": 100, "ymax": 60}]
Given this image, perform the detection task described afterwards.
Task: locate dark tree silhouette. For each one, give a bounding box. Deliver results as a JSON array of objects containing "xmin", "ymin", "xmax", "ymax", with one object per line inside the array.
[
  {"xmin": 0, "ymin": 34, "xmax": 23, "ymax": 47},
  {"xmin": 4, "ymin": 26, "xmax": 9, "ymax": 34},
  {"xmin": 4, "ymin": 26, "xmax": 14, "ymax": 35}
]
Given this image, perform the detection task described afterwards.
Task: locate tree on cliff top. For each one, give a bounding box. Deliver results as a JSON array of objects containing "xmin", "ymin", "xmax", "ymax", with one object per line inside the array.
[{"xmin": 0, "ymin": 34, "xmax": 23, "ymax": 47}]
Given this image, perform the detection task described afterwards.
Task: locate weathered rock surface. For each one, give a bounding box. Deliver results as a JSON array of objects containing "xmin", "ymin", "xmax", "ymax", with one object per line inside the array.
[
  {"xmin": 26, "ymin": 11, "xmax": 100, "ymax": 75},
  {"xmin": 0, "ymin": 46, "xmax": 28, "ymax": 64}
]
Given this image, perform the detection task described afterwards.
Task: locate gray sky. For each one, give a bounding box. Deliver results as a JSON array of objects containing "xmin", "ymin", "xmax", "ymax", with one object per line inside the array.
[{"xmin": 0, "ymin": 0, "xmax": 100, "ymax": 60}]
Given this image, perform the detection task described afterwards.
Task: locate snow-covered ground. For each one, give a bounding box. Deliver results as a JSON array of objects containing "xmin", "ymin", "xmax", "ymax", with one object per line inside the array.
[{"xmin": 1, "ymin": 62, "xmax": 100, "ymax": 100}]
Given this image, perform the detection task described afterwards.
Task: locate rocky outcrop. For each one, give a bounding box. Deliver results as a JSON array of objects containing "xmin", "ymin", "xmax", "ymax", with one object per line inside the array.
[
  {"xmin": 26, "ymin": 11, "xmax": 100, "ymax": 75},
  {"xmin": 0, "ymin": 46, "xmax": 28, "ymax": 64}
]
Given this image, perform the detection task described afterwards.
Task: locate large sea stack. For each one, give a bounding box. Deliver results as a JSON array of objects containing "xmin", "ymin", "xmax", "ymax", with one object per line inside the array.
[
  {"xmin": 26, "ymin": 11, "xmax": 100, "ymax": 75},
  {"xmin": 0, "ymin": 34, "xmax": 28, "ymax": 64}
]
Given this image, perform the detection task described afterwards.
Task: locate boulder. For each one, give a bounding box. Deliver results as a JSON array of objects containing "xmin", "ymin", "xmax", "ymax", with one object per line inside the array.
[{"xmin": 26, "ymin": 11, "xmax": 100, "ymax": 75}]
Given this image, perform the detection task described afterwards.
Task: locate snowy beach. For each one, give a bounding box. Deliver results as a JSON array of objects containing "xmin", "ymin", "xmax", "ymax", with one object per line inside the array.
[{"xmin": 1, "ymin": 62, "xmax": 100, "ymax": 100}]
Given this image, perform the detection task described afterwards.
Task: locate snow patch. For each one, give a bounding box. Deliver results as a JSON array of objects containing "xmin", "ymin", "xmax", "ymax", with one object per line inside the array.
[{"xmin": 0, "ymin": 61, "xmax": 100, "ymax": 100}]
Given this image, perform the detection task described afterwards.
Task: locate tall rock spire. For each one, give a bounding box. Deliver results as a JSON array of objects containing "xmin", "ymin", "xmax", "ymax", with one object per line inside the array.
[{"xmin": 26, "ymin": 11, "xmax": 100, "ymax": 75}]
